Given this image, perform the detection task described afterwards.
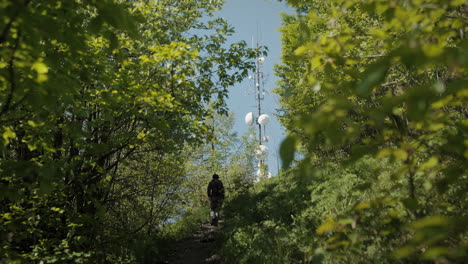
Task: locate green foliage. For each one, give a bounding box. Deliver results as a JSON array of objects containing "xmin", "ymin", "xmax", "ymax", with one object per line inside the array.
[
  {"xmin": 222, "ymin": 0, "xmax": 467, "ymax": 263},
  {"xmin": 279, "ymin": 135, "xmax": 297, "ymax": 169},
  {"xmin": 164, "ymin": 206, "xmax": 211, "ymax": 242},
  {"xmin": 181, "ymin": 112, "xmax": 257, "ymax": 219},
  {"xmin": 128, "ymin": 109, "xmax": 257, "ymax": 262},
  {"xmin": 0, "ymin": 0, "xmax": 256, "ymax": 262}
]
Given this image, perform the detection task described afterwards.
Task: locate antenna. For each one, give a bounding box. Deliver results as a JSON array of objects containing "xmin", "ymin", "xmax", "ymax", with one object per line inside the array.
[{"xmin": 244, "ymin": 37, "xmax": 271, "ymax": 181}]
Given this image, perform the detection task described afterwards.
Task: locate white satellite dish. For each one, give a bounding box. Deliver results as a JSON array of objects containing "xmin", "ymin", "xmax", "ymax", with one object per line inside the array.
[
  {"xmin": 257, "ymin": 57, "xmax": 265, "ymax": 65},
  {"xmin": 254, "ymin": 145, "xmax": 269, "ymax": 160},
  {"xmin": 258, "ymin": 114, "xmax": 270, "ymax": 125},
  {"xmin": 256, "ymin": 169, "xmax": 272, "ymax": 179},
  {"xmin": 245, "ymin": 112, "xmax": 254, "ymax": 126}
]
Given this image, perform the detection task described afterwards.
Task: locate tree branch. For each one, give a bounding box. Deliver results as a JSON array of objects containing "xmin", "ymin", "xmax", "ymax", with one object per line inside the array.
[
  {"xmin": 0, "ymin": 32, "xmax": 21, "ymax": 117},
  {"xmin": 343, "ymin": 54, "xmax": 386, "ymax": 59},
  {"xmin": 0, "ymin": 0, "xmax": 31, "ymax": 45}
]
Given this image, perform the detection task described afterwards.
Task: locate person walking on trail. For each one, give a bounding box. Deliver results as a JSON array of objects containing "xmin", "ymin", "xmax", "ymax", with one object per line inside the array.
[{"xmin": 207, "ymin": 173, "xmax": 224, "ymax": 226}]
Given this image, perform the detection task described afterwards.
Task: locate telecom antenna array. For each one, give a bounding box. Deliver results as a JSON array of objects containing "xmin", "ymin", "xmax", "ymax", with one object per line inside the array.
[{"xmin": 244, "ymin": 41, "xmax": 271, "ymax": 181}]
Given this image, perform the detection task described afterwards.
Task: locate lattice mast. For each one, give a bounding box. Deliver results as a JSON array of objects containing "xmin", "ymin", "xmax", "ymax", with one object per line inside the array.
[
  {"xmin": 244, "ymin": 40, "xmax": 270, "ymax": 181},
  {"xmin": 255, "ymin": 42, "xmax": 264, "ymax": 163}
]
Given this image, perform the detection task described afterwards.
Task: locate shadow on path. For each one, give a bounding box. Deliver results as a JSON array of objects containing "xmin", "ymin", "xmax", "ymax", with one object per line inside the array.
[{"xmin": 166, "ymin": 221, "xmax": 223, "ymax": 264}]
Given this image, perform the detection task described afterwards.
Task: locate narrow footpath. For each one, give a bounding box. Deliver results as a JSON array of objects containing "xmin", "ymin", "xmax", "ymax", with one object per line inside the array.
[{"xmin": 166, "ymin": 222, "xmax": 223, "ymax": 264}]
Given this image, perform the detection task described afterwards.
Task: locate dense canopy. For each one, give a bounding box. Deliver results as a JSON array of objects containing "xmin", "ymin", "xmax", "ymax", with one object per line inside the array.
[
  {"xmin": 221, "ymin": 0, "xmax": 467, "ymax": 263},
  {"xmin": 1, "ymin": 0, "xmax": 466, "ymax": 263},
  {"xmin": 0, "ymin": 0, "xmax": 256, "ymax": 262}
]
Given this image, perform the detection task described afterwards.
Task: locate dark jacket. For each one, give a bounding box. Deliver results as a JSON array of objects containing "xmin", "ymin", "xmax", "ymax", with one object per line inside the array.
[{"xmin": 207, "ymin": 179, "xmax": 225, "ymax": 200}]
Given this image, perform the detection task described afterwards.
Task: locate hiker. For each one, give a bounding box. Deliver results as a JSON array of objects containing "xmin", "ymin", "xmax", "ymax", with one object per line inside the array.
[{"xmin": 207, "ymin": 173, "xmax": 224, "ymax": 226}]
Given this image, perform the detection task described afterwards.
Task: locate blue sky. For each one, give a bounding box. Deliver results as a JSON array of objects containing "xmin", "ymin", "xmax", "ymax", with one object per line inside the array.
[{"xmin": 215, "ymin": 0, "xmax": 293, "ymax": 176}]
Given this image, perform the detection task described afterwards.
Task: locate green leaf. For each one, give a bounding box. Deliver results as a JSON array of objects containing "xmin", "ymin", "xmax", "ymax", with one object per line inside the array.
[
  {"xmin": 411, "ymin": 216, "xmax": 449, "ymax": 229},
  {"xmin": 279, "ymin": 135, "xmax": 296, "ymax": 169},
  {"xmin": 369, "ymin": 28, "xmax": 387, "ymax": 40},
  {"xmin": 356, "ymin": 59, "xmax": 389, "ymax": 96},
  {"xmin": 316, "ymin": 217, "xmax": 336, "ymax": 235},
  {"xmin": 394, "ymin": 245, "xmax": 416, "ymax": 258},
  {"xmin": 393, "ymin": 149, "xmax": 408, "ymax": 161},
  {"xmin": 32, "ymin": 61, "xmax": 48, "ymax": 74},
  {"xmin": 402, "ymin": 198, "xmax": 418, "ymax": 211},
  {"xmin": 419, "ymin": 157, "xmax": 438, "ymax": 171},
  {"xmin": 421, "ymin": 247, "xmax": 450, "ymax": 260},
  {"xmin": 450, "ymin": 0, "xmax": 466, "ymax": 6},
  {"xmin": 422, "ymin": 44, "xmax": 443, "ymax": 57},
  {"xmin": 2, "ymin": 127, "xmax": 16, "ymax": 146}
]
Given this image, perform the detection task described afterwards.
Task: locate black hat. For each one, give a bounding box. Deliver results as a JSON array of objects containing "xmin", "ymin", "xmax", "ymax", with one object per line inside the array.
[{"xmin": 212, "ymin": 173, "xmax": 219, "ymax": 179}]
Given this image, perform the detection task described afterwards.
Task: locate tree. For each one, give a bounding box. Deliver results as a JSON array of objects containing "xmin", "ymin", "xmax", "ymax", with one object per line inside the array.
[
  {"xmin": 0, "ymin": 0, "xmax": 256, "ymax": 262},
  {"xmin": 220, "ymin": 0, "xmax": 467, "ymax": 263},
  {"xmin": 275, "ymin": 0, "xmax": 468, "ymax": 262},
  {"xmin": 182, "ymin": 112, "xmax": 257, "ymax": 217}
]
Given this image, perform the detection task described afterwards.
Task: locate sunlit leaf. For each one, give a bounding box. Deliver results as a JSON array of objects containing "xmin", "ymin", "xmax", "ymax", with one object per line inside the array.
[{"xmin": 2, "ymin": 127, "xmax": 16, "ymax": 146}]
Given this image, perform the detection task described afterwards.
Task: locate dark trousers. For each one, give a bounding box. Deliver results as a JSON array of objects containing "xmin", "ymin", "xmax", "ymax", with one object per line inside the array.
[{"xmin": 210, "ymin": 197, "xmax": 223, "ymax": 212}]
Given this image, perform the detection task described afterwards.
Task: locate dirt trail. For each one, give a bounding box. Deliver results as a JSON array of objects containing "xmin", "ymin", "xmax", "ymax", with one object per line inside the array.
[{"xmin": 166, "ymin": 222, "xmax": 222, "ymax": 264}]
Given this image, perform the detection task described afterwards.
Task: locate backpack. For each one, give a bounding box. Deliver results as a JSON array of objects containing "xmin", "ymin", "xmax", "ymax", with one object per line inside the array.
[{"xmin": 210, "ymin": 179, "xmax": 225, "ymax": 199}]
